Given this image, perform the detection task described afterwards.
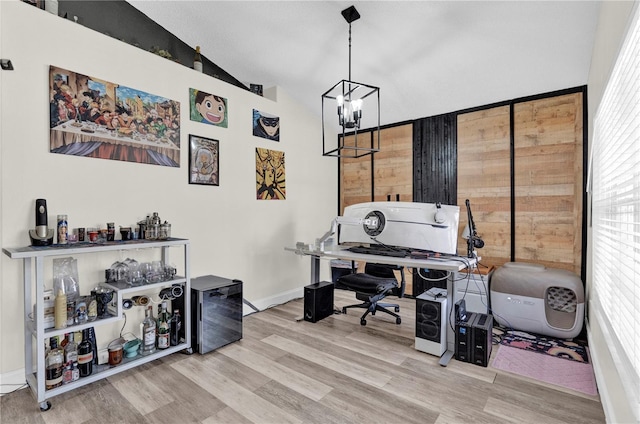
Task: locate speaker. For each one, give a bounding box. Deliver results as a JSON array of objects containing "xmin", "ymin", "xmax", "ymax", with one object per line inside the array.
[
  {"xmin": 471, "ymin": 313, "xmax": 493, "ymax": 367},
  {"xmin": 304, "ymin": 281, "xmax": 334, "ymax": 323},
  {"xmin": 455, "ymin": 312, "xmax": 476, "ymax": 363},
  {"xmin": 415, "ymin": 292, "xmax": 447, "ymax": 357}
]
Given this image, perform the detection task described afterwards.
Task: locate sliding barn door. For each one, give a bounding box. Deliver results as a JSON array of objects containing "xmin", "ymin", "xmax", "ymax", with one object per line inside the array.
[
  {"xmin": 339, "ymin": 133, "xmax": 372, "ymax": 215},
  {"xmin": 457, "ymin": 106, "xmax": 512, "ymax": 268},
  {"xmin": 513, "ymin": 93, "xmax": 583, "ymax": 275},
  {"xmin": 457, "ymin": 90, "xmax": 584, "ymax": 275}
]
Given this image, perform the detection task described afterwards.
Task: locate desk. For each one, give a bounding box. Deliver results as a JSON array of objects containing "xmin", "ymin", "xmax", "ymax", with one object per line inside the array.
[{"xmin": 285, "ymin": 243, "xmax": 478, "ymax": 366}]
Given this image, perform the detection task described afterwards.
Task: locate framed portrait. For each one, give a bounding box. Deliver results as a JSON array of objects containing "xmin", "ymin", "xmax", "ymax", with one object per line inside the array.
[{"xmin": 189, "ymin": 135, "xmax": 219, "ymax": 186}]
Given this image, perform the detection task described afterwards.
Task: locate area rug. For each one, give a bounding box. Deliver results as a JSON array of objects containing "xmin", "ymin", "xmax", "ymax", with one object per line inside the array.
[
  {"xmin": 492, "ymin": 345, "xmax": 598, "ymax": 396},
  {"xmin": 500, "ymin": 330, "xmax": 589, "ymax": 363}
]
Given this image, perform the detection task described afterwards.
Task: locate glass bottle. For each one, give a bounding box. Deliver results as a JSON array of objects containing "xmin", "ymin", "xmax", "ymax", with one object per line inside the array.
[
  {"xmin": 156, "ymin": 302, "xmax": 170, "ymax": 349},
  {"xmin": 87, "ymin": 327, "xmax": 98, "ymax": 366},
  {"xmin": 64, "ymin": 332, "xmax": 78, "ymax": 367},
  {"xmin": 77, "ymin": 329, "xmax": 93, "ymax": 377},
  {"xmin": 62, "ymin": 363, "xmax": 73, "ymax": 385},
  {"xmin": 170, "ymin": 309, "xmax": 182, "ymax": 346},
  {"xmin": 45, "ymin": 337, "xmax": 64, "ymax": 390},
  {"xmin": 141, "ymin": 306, "xmax": 156, "ymax": 355},
  {"xmin": 193, "ymin": 46, "xmax": 203, "ymax": 72},
  {"xmin": 71, "ymin": 362, "xmax": 80, "ymax": 382}
]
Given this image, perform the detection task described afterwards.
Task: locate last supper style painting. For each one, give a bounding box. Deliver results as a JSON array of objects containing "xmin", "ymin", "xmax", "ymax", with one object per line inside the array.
[{"xmin": 49, "ymin": 65, "xmax": 181, "ymax": 167}]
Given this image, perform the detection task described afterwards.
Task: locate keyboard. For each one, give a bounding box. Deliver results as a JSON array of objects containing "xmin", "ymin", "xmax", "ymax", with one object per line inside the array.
[{"xmin": 346, "ymin": 245, "xmax": 409, "ymax": 258}]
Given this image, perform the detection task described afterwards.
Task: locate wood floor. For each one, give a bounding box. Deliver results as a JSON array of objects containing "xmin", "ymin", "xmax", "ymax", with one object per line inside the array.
[{"xmin": 1, "ymin": 290, "xmax": 605, "ymax": 423}]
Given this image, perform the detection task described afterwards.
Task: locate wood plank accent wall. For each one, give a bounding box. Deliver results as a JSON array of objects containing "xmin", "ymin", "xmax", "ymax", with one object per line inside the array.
[
  {"xmin": 339, "ymin": 134, "xmax": 372, "ymax": 215},
  {"xmin": 457, "ymin": 106, "xmax": 512, "ymax": 268},
  {"xmin": 513, "ymin": 92, "xmax": 583, "ymax": 275},
  {"xmin": 339, "ymin": 87, "xmax": 586, "ymax": 291},
  {"xmin": 373, "ymin": 125, "xmax": 413, "ymax": 202},
  {"xmin": 456, "ymin": 89, "xmax": 585, "ymax": 276},
  {"xmin": 413, "ymin": 113, "xmax": 457, "ymax": 205}
]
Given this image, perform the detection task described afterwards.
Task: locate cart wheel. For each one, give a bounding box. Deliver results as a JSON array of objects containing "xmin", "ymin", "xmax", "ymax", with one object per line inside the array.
[
  {"xmin": 40, "ymin": 401, "xmax": 51, "ymax": 412},
  {"xmin": 182, "ymin": 347, "xmax": 194, "ymax": 355},
  {"xmin": 396, "ymin": 317, "xmax": 402, "ymax": 324},
  {"xmin": 360, "ymin": 318, "xmax": 366, "ymax": 326}
]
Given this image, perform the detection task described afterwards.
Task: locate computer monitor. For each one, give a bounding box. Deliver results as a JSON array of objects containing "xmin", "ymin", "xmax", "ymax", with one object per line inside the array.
[{"xmin": 338, "ymin": 201, "xmax": 460, "ymax": 255}]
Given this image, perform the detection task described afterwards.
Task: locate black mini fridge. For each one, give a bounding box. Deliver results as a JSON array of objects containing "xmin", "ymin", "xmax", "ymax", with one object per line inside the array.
[{"xmin": 189, "ymin": 275, "xmax": 243, "ymax": 354}]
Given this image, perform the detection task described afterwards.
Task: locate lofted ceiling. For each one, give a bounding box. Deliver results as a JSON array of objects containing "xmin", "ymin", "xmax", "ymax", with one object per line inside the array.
[{"xmin": 128, "ymin": 1, "xmax": 601, "ymax": 126}]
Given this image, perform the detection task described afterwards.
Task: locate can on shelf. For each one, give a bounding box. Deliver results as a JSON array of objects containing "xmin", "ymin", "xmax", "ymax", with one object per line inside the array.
[
  {"xmin": 57, "ymin": 215, "xmax": 68, "ymax": 244},
  {"xmin": 106, "ymin": 222, "xmax": 115, "ymax": 242}
]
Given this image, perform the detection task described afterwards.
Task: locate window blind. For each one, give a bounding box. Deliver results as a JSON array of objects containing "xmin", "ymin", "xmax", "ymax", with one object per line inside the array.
[{"xmin": 591, "ymin": 3, "xmax": 640, "ymax": 416}]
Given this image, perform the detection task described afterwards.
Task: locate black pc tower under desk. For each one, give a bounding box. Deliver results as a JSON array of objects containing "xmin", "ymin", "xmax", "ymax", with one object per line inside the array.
[{"xmin": 183, "ymin": 274, "xmax": 243, "ymax": 354}]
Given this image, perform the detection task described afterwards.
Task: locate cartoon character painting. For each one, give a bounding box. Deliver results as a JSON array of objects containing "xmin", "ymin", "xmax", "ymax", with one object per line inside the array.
[
  {"xmin": 189, "ymin": 88, "xmax": 228, "ymax": 127},
  {"xmin": 255, "ymin": 147, "xmax": 285, "ymax": 200},
  {"xmin": 48, "ymin": 65, "xmax": 181, "ymax": 167},
  {"xmin": 252, "ymin": 109, "xmax": 280, "ymax": 141},
  {"xmin": 189, "ymin": 135, "xmax": 219, "ymax": 186}
]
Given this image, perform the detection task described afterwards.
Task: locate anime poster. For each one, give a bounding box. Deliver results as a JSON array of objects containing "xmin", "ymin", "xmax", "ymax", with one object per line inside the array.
[
  {"xmin": 252, "ymin": 109, "xmax": 280, "ymax": 141},
  {"xmin": 189, "ymin": 135, "xmax": 219, "ymax": 186},
  {"xmin": 255, "ymin": 148, "xmax": 285, "ymax": 200},
  {"xmin": 189, "ymin": 88, "xmax": 228, "ymax": 127},
  {"xmin": 49, "ymin": 66, "xmax": 180, "ymax": 167}
]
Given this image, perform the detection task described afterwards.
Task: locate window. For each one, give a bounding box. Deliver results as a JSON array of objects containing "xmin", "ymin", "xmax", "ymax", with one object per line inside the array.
[{"xmin": 591, "ymin": 3, "xmax": 640, "ymax": 417}]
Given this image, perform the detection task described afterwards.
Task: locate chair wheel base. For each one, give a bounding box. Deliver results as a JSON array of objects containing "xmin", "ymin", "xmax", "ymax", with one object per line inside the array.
[
  {"xmin": 395, "ymin": 306, "xmax": 400, "ymax": 312},
  {"xmin": 360, "ymin": 319, "xmax": 367, "ymax": 326},
  {"xmin": 342, "ymin": 307, "xmax": 347, "ymax": 314},
  {"xmin": 396, "ymin": 317, "xmax": 401, "ymax": 324}
]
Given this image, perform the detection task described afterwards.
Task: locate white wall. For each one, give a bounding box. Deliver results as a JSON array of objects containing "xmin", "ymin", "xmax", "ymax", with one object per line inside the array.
[
  {"xmin": 0, "ymin": 0, "xmax": 336, "ymax": 378},
  {"xmin": 586, "ymin": 1, "xmax": 638, "ymax": 423}
]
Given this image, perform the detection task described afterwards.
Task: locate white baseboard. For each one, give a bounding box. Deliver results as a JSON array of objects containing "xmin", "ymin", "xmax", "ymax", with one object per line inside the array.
[
  {"xmin": 243, "ymin": 287, "xmax": 303, "ymax": 316},
  {"xmin": 0, "ymin": 368, "xmax": 27, "ymax": 396}
]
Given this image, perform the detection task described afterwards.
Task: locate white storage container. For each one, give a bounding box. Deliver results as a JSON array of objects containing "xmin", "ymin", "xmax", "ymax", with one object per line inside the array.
[{"xmin": 490, "ymin": 262, "xmax": 584, "ymax": 339}]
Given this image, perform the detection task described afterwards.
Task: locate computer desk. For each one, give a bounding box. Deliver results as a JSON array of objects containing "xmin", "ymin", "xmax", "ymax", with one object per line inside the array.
[{"xmin": 285, "ymin": 243, "xmax": 479, "ymax": 366}]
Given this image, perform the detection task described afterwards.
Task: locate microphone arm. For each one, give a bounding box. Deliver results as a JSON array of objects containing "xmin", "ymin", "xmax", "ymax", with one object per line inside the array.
[{"xmin": 465, "ymin": 199, "xmax": 484, "ymax": 258}]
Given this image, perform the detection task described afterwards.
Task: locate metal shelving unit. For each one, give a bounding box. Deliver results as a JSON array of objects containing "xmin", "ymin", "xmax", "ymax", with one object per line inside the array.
[{"xmin": 2, "ymin": 238, "xmax": 191, "ymax": 411}]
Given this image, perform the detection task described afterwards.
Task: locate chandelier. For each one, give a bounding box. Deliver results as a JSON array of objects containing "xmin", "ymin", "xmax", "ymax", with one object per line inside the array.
[{"xmin": 322, "ymin": 5, "xmax": 380, "ymax": 158}]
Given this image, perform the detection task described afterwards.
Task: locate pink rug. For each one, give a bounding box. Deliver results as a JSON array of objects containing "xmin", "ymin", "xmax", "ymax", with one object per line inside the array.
[{"xmin": 492, "ymin": 345, "xmax": 598, "ymax": 396}]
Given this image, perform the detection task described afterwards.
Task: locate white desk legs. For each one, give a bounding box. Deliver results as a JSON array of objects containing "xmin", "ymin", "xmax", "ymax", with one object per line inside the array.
[
  {"xmin": 310, "ymin": 255, "xmax": 321, "ymax": 284},
  {"xmin": 438, "ymin": 275, "xmax": 455, "ymax": 367}
]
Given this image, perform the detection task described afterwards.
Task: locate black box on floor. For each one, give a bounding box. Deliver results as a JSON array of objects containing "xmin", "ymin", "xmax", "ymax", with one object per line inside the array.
[
  {"xmin": 455, "ymin": 312, "xmax": 476, "ymax": 363},
  {"xmin": 304, "ymin": 281, "xmax": 334, "ymax": 323},
  {"xmin": 471, "ymin": 313, "xmax": 493, "ymax": 367}
]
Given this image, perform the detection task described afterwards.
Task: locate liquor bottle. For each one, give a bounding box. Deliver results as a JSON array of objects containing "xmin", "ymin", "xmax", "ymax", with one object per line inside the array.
[
  {"xmin": 193, "ymin": 46, "xmax": 203, "ymax": 72},
  {"xmin": 45, "ymin": 337, "xmax": 64, "ymax": 389},
  {"xmin": 64, "ymin": 332, "xmax": 78, "ymax": 367},
  {"xmin": 141, "ymin": 306, "xmax": 156, "ymax": 355},
  {"xmin": 87, "ymin": 327, "xmax": 98, "ymax": 366},
  {"xmin": 156, "ymin": 302, "xmax": 170, "ymax": 349},
  {"xmin": 77, "ymin": 329, "xmax": 93, "ymax": 377},
  {"xmin": 170, "ymin": 309, "xmax": 182, "ymax": 346}
]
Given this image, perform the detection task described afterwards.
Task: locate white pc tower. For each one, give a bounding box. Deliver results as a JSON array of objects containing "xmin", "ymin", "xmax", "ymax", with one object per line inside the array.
[{"xmin": 415, "ymin": 289, "xmax": 448, "ymax": 357}]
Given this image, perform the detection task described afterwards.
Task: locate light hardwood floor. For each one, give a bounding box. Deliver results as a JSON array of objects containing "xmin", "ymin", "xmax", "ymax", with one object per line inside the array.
[{"xmin": 1, "ymin": 290, "xmax": 605, "ymax": 423}]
